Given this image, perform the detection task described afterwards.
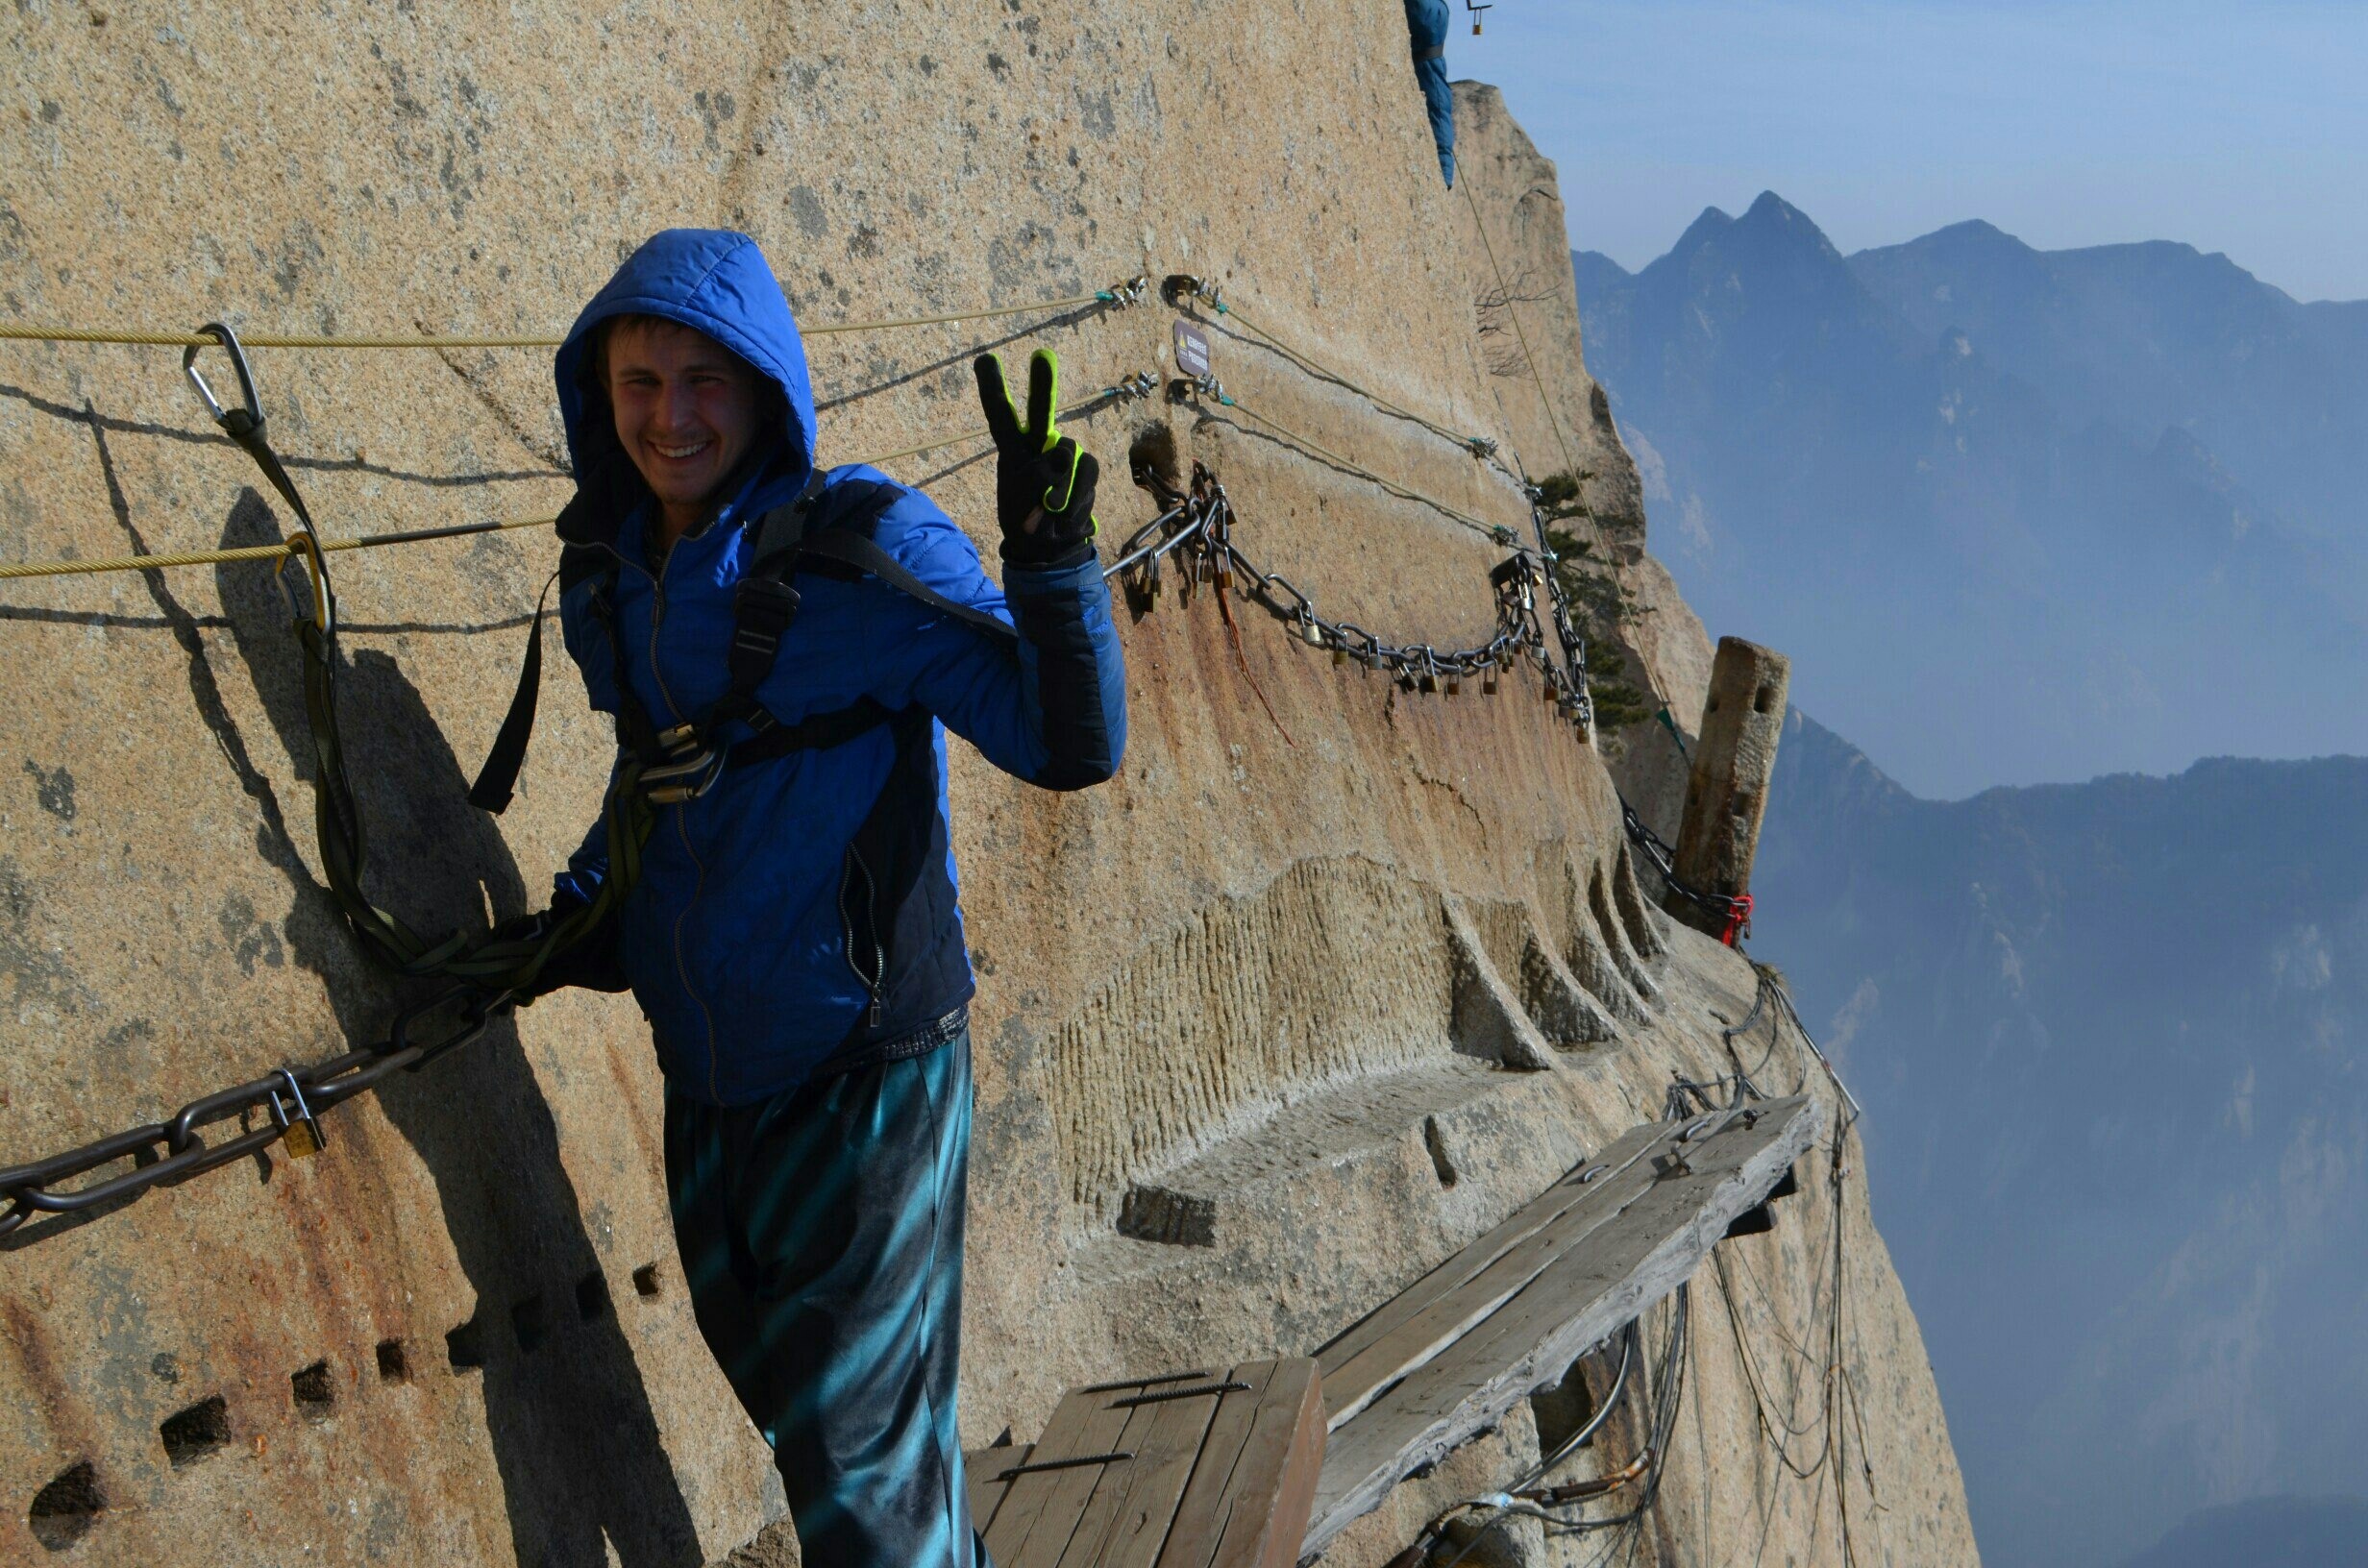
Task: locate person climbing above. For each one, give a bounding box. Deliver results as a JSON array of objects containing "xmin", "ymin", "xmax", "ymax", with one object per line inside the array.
[
  {"xmin": 524, "ymin": 228, "xmax": 1125, "ymax": 1567},
  {"xmin": 1405, "ymin": 0, "xmax": 1456, "ymax": 186}
]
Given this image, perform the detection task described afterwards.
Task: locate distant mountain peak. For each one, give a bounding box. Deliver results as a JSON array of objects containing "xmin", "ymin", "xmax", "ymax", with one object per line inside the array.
[
  {"xmin": 1743, "ymin": 189, "xmax": 1812, "ymax": 226},
  {"xmin": 1669, "ymin": 202, "xmax": 1738, "ymax": 256},
  {"xmin": 1731, "ymin": 190, "xmax": 1845, "ymax": 261}
]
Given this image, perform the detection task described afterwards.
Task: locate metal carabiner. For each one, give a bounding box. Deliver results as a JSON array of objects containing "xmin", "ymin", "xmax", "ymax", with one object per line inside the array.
[
  {"xmin": 640, "ymin": 737, "xmax": 728, "ymax": 805},
  {"xmin": 183, "ymin": 322, "xmax": 264, "ymax": 438},
  {"xmin": 267, "ymin": 1068, "xmax": 327, "ymax": 1159}
]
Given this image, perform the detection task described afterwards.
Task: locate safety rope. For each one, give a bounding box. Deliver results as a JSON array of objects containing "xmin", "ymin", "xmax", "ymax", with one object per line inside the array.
[
  {"xmin": 1168, "ymin": 373, "xmax": 1521, "ymax": 547},
  {"xmin": 0, "ymin": 376, "xmax": 1159, "ymax": 583},
  {"xmin": 0, "ymin": 277, "xmax": 1150, "ymax": 350},
  {"xmin": 0, "ymin": 516, "xmax": 556, "ymax": 580},
  {"xmin": 172, "ymin": 325, "xmax": 655, "ymax": 1000},
  {"xmin": 1162, "ymin": 275, "xmax": 1505, "ymax": 462}
]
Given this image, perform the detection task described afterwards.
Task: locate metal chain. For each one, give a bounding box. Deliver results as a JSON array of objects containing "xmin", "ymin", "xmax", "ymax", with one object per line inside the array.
[
  {"xmin": 0, "ymin": 988, "xmax": 504, "ymax": 1240},
  {"xmin": 1105, "ymin": 461, "xmax": 1598, "ymax": 734},
  {"xmin": 1618, "ymin": 795, "xmax": 1752, "ymax": 943}
]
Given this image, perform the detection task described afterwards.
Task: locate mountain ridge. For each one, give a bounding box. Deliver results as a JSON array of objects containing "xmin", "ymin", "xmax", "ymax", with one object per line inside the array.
[
  {"xmin": 1572, "ymin": 194, "xmax": 2368, "ymax": 798},
  {"xmin": 1757, "ymin": 712, "xmax": 2368, "ymax": 1568}
]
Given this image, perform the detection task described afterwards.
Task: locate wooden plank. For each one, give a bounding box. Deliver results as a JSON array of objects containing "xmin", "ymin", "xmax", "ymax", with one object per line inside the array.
[
  {"xmin": 1059, "ymin": 1373, "xmax": 1233, "ymax": 1568},
  {"xmin": 1316, "ymin": 1119, "xmax": 1671, "ymax": 1381},
  {"xmin": 1148, "ymin": 1360, "xmax": 1280, "ymax": 1568},
  {"xmin": 1201, "ymin": 1360, "xmax": 1326, "ymax": 1568},
  {"xmin": 969, "ymin": 1441, "xmax": 1034, "ymax": 1535},
  {"xmin": 986, "ymin": 1379, "xmax": 1150, "ymax": 1566},
  {"xmin": 1158, "ymin": 1359, "xmax": 1326, "ymax": 1568},
  {"xmin": 1302, "ymin": 1097, "xmax": 1822, "ymax": 1555},
  {"xmin": 1320, "ymin": 1128, "xmax": 1679, "ymax": 1430}
]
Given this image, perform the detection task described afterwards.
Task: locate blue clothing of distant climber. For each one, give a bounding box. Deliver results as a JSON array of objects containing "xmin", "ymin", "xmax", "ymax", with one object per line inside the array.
[
  {"xmin": 1406, "ymin": 0, "xmax": 1456, "ymax": 186},
  {"xmin": 521, "ymin": 228, "xmax": 1127, "ymax": 1568}
]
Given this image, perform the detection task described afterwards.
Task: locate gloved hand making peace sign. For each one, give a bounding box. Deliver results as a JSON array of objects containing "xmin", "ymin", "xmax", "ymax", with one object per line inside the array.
[{"xmin": 974, "ymin": 347, "xmax": 1100, "ymax": 568}]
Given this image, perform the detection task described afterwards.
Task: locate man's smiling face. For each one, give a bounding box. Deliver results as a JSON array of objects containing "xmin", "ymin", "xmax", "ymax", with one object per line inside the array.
[{"xmin": 604, "ymin": 318, "xmax": 767, "ymax": 542}]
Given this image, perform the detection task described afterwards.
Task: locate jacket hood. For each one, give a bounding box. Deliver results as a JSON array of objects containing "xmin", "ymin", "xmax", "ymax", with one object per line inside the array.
[{"xmin": 555, "ymin": 229, "xmax": 819, "ymax": 519}]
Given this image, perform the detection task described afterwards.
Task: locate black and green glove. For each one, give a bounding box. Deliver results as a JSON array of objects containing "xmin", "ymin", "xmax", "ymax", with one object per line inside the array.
[{"xmin": 974, "ymin": 348, "xmax": 1099, "ymax": 569}]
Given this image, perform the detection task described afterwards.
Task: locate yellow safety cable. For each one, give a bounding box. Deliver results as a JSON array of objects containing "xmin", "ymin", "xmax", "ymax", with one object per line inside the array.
[
  {"xmin": 0, "ymin": 517, "xmax": 555, "ymax": 580},
  {"xmin": 0, "ymin": 400, "xmax": 1132, "ymax": 581},
  {"xmin": 0, "ymin": 283, "xmax": 1137, "ymax": 352}
]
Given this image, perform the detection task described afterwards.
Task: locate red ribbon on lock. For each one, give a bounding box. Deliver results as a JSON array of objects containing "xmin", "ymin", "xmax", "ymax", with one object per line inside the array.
[{"xmin": 1718, "ymin": 893, "xmax": 1754, "ymax": 948}]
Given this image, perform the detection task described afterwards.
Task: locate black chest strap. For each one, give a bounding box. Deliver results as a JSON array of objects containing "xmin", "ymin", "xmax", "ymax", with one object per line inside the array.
[{"xmin": 469, "ymin": 475, "xmax": 1018, "ymax": 813}]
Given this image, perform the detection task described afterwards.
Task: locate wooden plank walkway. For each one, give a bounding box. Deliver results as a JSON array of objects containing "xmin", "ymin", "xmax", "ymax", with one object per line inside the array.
[
  {"xmin": 1299, "ymin": 1096, "xmax": 1822, "ymax": 1557},
  {"xmin": 969, "ymin": 1358, "xmax": 1326, "ymax": 1568}
]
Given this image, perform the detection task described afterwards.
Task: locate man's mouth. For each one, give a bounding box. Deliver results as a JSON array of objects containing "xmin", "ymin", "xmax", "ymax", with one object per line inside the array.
[{"xmin": 651, "ymin": 438, "xmax": 713, "ymax": 461}]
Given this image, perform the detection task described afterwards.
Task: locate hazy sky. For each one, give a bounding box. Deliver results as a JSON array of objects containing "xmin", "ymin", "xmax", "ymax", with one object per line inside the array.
[{"xmin": 1450, "ymin": 0, "xmax": 2368, "ymax": 302}]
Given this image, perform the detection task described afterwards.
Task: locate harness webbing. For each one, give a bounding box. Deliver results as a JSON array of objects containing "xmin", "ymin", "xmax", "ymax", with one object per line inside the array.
[
  {"xmin": 188, "ymin": 324, "xmax": 653, "ymax": 998},
  {"xmin": 470, "ymin": 472, "xmax": 1024, "ymax": 818}
]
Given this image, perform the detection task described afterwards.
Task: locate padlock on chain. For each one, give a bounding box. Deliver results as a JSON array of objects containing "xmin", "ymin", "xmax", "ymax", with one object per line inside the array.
[{"xmin": 269, "ymin": 1067, "xmax": 327, "ymax": 1160}]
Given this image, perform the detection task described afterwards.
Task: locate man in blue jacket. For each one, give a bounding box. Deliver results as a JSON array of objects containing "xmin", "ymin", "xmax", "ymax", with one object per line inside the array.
[{"xmin": 533, "ymin": 229, "xmax": 1125, "ymax": 1566}]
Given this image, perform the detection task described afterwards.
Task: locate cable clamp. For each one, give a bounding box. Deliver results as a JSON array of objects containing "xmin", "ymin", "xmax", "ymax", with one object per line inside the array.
[{"xmin": 1098, "ymin": 274, "xmax": 1152, "ymax": 307}]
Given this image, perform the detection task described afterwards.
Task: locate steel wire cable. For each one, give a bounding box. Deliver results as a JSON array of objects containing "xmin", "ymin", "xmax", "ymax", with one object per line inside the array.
[
  {"xmin": 0, "ymin": 380, "xmax": 1157, "ymax": 583},
  {"xmin": 0, "ymin": 277, "xmax": 1149, "ymax": 350},
  {"xmin": 1164, "ymin": 276, "xmax": 1508, "ymax": 462}
]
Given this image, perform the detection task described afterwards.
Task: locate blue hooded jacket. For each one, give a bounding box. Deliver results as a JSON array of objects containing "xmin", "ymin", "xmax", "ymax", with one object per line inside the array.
[{"xmin": 549, "ymin": 230, "xmax": 1126, "ymax": 1105}]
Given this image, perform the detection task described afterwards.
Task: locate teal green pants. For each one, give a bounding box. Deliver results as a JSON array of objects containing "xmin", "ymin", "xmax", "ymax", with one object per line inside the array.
[{"xmin": 665, "ymin": 1030, "xmax": 991, "ymax": 1568}]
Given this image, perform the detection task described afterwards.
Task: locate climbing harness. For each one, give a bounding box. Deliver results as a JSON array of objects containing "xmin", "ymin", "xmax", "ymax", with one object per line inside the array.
[{"xmin": 469, "ymin": 470, "xmax": 1023, "ymax": 818}]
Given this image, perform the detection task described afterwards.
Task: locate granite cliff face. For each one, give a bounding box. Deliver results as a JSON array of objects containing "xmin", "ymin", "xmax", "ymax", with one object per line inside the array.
[{"xmin": 1, "ymin": 9, "xmax": 1966, "ymax": 1566}]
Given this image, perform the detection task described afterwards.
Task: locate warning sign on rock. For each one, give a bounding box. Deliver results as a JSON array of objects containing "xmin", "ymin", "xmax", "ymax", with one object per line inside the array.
[{"xmin": 1172, "ymin": 317, "xmax": 1213, "ymax": 380}]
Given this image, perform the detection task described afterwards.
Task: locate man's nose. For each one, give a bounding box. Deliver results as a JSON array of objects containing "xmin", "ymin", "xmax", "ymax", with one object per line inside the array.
[{"xmin": 654, "ymin": 380, "xmax": 702, "ymax": 430}]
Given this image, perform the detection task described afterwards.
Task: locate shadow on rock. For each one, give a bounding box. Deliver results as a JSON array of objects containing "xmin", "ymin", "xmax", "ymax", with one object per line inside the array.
[{"xmin": 184, "ymin": 485, "xmax": 701, "ymax": 1568}]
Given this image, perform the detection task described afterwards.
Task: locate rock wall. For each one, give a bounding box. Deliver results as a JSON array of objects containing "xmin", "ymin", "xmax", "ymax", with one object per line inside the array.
[
  {"xmin": 1447, "ymin": 82, "xmax": 1706, "ymax": 836},
  {"xmin": 0, "ymin": 5, "xmax": 1971, "ymax": 1566}
]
